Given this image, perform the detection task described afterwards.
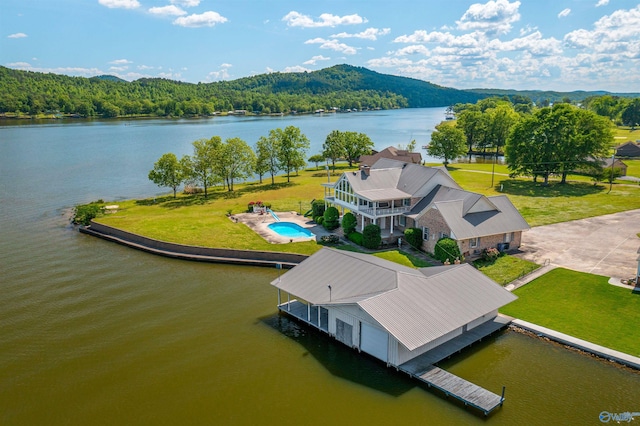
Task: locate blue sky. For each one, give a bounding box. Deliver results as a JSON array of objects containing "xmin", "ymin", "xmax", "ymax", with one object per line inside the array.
[{"xmin": 2, "ymin": 0, "xmax": 639, "ymax": 92}]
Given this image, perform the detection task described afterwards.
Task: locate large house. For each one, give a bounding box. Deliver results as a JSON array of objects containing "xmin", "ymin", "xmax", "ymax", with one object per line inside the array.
[
  {"xmin": 358, "ymin": 146, "xmax": 423, "ymax": 165},
  {"xmin": 323, "ymin": 157, "xmax": 529, "ymax": 257},
  {"xmin": 272, "ymin": 248, "xmax": 517, "ymax": 366},
  {"xmin": 615, "ymin": 141, "xmax": 640, "ymax": 158}
]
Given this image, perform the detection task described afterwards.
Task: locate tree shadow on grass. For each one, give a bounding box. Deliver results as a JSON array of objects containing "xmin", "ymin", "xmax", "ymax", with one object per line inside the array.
[
  {"xmin": 498, "ymin": 179, "xmax": 605, "ymax": 198},
  {"xmin": 135, "ymin": 194, "xmax": 209, "ymax": 209}
]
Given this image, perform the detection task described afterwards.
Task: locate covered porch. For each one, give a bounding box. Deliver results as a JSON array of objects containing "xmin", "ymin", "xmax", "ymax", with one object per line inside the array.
[{"xmin": 277, "ymin": 291, "xmax": 329, "ymax": 332}]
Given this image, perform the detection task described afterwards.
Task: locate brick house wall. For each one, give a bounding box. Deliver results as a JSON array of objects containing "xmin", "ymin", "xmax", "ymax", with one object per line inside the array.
[{"xmin": 412, "ymin": 208, "xmax": 523, "ymax": 258}]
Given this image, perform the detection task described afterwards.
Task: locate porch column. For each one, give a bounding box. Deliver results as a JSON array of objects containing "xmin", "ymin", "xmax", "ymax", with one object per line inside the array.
[
  {"xmin": 277, "ymin": 289, "xmax": 281, "ymax": 306},
  {"xmin": 307, "ymin": 303, "xmax": 311, "ymax": 322},
  {"xmin": 317, "ymin": 307, "xmax": 321, "ymax": 328},
  {"xmin": 287, "ymin": 293, "xmax": 290, "ymax": 311}
]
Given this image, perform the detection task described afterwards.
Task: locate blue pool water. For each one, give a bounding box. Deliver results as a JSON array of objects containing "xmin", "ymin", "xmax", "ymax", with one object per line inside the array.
[{"xmin": 268, "ymin": 222, "xmax": 315, "ymax": 238}]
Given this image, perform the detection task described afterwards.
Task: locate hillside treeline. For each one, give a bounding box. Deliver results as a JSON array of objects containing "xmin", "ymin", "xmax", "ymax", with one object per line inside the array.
[{"xmin": 0, "ymin": 64, "xmax": 484, "ymax": 118}]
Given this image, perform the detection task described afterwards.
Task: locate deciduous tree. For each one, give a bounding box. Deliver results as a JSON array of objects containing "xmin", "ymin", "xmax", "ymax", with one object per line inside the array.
[
  {"xmin": 148, "ymin": 152, "xmax": 185, "ymax": 198},
  {"xmin": 427, "ymin": 123, "xmax": 466, "ymax": 165},
  {"xmin": 342, "ymin": 131, "xmax": 374, "ymax": 167},
  {"xmin": 255, "ymin": 134, "xmax": 280, "ymax": 185},
  {"xmin": 274, "ymin": 126, "xmax": 310, "ymax": 183}
]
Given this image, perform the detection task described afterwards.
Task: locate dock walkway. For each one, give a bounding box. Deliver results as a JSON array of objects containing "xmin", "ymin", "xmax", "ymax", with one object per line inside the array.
[
  {"xmin": 398, "ymin": 314, "xmax": 511, "ymax": 415},
  {"xmin": 414, "ymin": 366, "xmax": 503, "ymax": 415}
]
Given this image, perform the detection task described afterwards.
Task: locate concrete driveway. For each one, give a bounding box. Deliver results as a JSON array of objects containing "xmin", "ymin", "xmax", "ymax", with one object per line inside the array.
[{"xmin": 516, "ymin": 209, "xmax": 640, "ymax": 279}]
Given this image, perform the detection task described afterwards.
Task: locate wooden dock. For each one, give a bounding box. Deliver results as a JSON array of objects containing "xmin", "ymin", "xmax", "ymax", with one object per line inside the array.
[
  {"xmin": 414, "ymin": 366, "xmax": 503, "ymax": 415},
  {"xmin": 398, "ymin": 315, "xmax": 511, "ymax": 415}
]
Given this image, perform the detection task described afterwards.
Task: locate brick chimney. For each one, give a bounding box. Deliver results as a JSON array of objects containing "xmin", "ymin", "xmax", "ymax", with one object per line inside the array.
[{"xmin": 360, "ymin": 164, "xmax": 370, "ymax": 176}]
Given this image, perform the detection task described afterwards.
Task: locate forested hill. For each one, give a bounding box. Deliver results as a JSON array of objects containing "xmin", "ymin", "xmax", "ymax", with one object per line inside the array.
[{"xmin": 0, "ymin": 64, "xmax": 483, "ymax": 118}]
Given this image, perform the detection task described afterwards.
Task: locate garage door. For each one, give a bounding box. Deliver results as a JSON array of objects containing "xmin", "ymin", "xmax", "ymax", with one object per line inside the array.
[{"xmin": 360, "ymin": 322, "xmax": 388, "ymax": 362}]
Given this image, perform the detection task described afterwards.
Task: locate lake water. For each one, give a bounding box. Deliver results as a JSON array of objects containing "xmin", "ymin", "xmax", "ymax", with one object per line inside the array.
[{"xmin": 1, "ymin": 109, "xmax": 638, "ymax": 425}]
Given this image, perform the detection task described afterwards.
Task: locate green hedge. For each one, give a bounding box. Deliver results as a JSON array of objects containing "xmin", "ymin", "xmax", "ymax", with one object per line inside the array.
[
  {"xmin": 363, "ymin": 224, "xmax": 381, "ymax": 249},
  {"xmin": 348, "ymin": 231, "xmax": 363, "ymax": 245},
  {"xmin": 434, "ymin": 237, "xmax": 462, "ymax": 263},
  {"xmin": 341, "ymin": 212, "xmax": 357, "ymax": 235},
  {"xmin": 404, "ymin": 227, "xmax": 422, "ymax": 248},
  {"xmin": 323, "ymin": 206, "xmax": 340, "ymax": 230}
]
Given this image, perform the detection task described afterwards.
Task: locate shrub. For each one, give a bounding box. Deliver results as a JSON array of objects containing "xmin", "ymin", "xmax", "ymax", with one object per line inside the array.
[
  {"xmin": 323, "ymin": 206, "xmax": 340, "ymax": 230},
  {"xmin": 341, "ymin": 212, "xmax": 357, "ymax": 235},
  {"xmin": 320, "ymin": 234, "xmax": 340, "ymax": 244},
  {"xmin": 348, "ymin": 231, "xmax": 363, "ymax": 245},
  {"xmin": 404, "ymin": 228, "xmax": 423, "ymax": 248},
  {"xmin": 362, "ymin": 224, "xmax": 381, "ymax": 249},
  {"xmin": 311, "ymin": 200, "xmax": 325, "ymax": 219},
  {"xmin": 315, "ymin": 216, "xmax": 324, "ymax": 225},
  {"xmin": 72, "ymin": 201, "xmax": 104, "ymax": 225},
  {"xmin": 434, "ymin": 237, "xmax": 461, "ymax": 263},
  {"xmin": 481, "ymin": 247, "xmax": 501, "ymax": 262}
]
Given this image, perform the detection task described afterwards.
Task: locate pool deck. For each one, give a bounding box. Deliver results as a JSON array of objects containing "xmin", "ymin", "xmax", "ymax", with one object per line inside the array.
[{"xmin": 233, "ymin": 211, "xmax": 332, "ymax": 244}]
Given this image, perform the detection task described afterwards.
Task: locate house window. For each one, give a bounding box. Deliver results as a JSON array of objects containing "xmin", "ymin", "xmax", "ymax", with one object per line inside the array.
[
  {"xmin": 403, "ymin": 198, "xmax": 411, "ymax": 207},
  {"xmin": 399, "ymin": 215, "xmax": 406, "ymax": 227},
  {"xmin": 440, "ymin": 232, "xmax": 449, "ymax": 239},
  {"xmin": 422, "ymin": 227, "xmax": 429, "ymax": 241},
  {"xmin": 504, "ymin": 232, "xmax": 513, "ymax": 243},
  {"xmin": 378, "ymin": 201, "xmax": 389, "ymax": 208},
  {"xmin": 470, "ymin": 237, "xmax": 479, "ymax": 248}
]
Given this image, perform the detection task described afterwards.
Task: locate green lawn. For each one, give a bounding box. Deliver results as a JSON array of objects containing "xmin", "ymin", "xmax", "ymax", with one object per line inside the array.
[
  {"xmin": 373, "ymin": 250, "xmax": 432, "ymax": 268},
  {"xmin": 94, "ymin": 160, "xmax": 640, "ymax": 252},
  {"xmin": 500, "ymin": 268, "xmax": 640, "ymax": 356},
  {"xmin": 473, "ymin": 255, "xmax": 539, "ymax": 285},
  {"xmin": 445, "ymin": 163, "xmax": 640, "ymax": 227}
]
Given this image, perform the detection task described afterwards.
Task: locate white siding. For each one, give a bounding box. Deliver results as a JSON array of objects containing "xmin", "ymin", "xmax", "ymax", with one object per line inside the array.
[
  {"xmin": 467, "ymin": 310, "xmax": 498, "ymax": 331},
  {"xmin": 328, "ymin": 306, "xmax": 361, "ymax": 348},
  {"xmin": 361, "ymin": 322, "xmax": 389, "ymax": 362}
]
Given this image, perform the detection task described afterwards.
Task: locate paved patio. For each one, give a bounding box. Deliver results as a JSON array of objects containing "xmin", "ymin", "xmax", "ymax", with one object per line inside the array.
[
  {"xmin": 515, "ymin": 209, "xmax": 640, "ymax": 280},
  {"xmin": 232, "ymin": 211, "xmax": 332, "ymax": 244}
]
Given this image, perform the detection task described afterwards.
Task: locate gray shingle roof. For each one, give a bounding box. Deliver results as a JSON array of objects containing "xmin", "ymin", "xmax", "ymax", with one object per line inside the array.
[
  {"xmin": 272, "ymin": 248, "xmax": 517, "ymax": 351},
  {"xmin": 407, "ymin": 185, "xmax": 529, "ymax": 239}
]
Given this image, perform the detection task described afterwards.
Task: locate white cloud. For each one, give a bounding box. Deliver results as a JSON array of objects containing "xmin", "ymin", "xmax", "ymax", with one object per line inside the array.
[
  {"xmin": 283, "ymin": 65, "xmax": 311, "ymax": 73},
  {"xmin": 456, "ymin": 0, "xmax": 521, "ymax": 34},
  {"xmin": 564, "ymin": 5, "xmax": 640, "ymax": 53},
  {"xmin": 7, "ymin": 61, "xmax": 32, "ymax": 68},
  {"xmin": 7, "ymin": 33, "xmax": 27, "ymax": 39},
  {"xmin": 282, "ymin": 11, "xmax": 367, "ymax": 28},
  {"xmin": 493, "ymin": 31, "xmax": 563, "ymax": 55},
  {"xmin": 137, "ymin": 65, "xmax": 155, "ymax": 70},
  {"xmin": 98, "ymin": 0, "xmax": 140, "ymax": 9},
  {"xmin": 596, "ymin": 0, "xmax": 609, "ymax": 6},
  {"xmin": 305, "ymin": 38, "xmax": 357, "ymax": 54},
  {"xmin": 171, "ymin": 0, "xmax": 200, "ymax": 6},
  {"xmin": 109, "ymin": 59, "xmax": 132, "ymax": 65},
  {"xmin": 149, "ymin": 5, "xmax": 186, "ymax": 16},
  {"xmin": 109, "ymin": 66, "xmax": 129, "ymax": 72},
  {"xmin": 173, "ymin": 11, "xmax": 228, "ymax": 27},
  {"xmin": 303, "ymin": 55, "xmax": 330, "ymax": 65},
  {"xmin": 7, "ymin": 63, "xmax": 105, "ymax": 78},
  {"xmin": 558, "ymin": 8, "xmax": 571, "ymax": 18},
  {"xmin": 331, "ymin": 27, "xmax": 390, "ymax": 41},
  {"xmin": 394, "ymin": 45, "xmax": 430, "ymax": 56},
  {"xmin": 220, "ymin": 63, "xmax": 232, "ymax": 68}
]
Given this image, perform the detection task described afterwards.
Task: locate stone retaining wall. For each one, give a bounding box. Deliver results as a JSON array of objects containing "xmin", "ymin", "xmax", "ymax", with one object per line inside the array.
[{"xmin": 81, "ymin": 221, "xmax": 308, "ymax": 268}]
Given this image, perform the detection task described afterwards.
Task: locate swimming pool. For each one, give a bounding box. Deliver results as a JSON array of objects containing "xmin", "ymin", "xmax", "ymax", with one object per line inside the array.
[{"xmin": 268, "ymin": 222, "xmax": 315, "ymax": 238}]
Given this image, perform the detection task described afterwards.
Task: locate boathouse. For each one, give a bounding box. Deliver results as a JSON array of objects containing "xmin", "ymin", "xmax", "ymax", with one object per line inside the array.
[{"xmin": 271, "ymin": 248, "xmax": 517, "ymax": 366}]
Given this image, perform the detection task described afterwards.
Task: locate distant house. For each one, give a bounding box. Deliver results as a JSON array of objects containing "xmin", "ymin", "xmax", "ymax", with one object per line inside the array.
[
  {"xmin": 615, "ymin": 141, "xmax": 640, "ymax": 158},
  {"xmin": 323, "ymin": 158, "xmax": 529, "ymax": 257},
  {"xmin": 600, "ymin": 157, "xmax": 628, "ymax": 176},
  {"xmin": 359, "ymin": 146, "xmax": 422, "ymax": 166},
  {"xmin": 271, "ymin": 248, "xmax": 517, "ymax": 366}
]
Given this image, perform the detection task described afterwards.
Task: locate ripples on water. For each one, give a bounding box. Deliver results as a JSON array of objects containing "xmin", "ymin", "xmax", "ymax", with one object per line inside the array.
[{"xmin": 1, "ymin": 111, "xmax": 638, "ymax": 425}]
